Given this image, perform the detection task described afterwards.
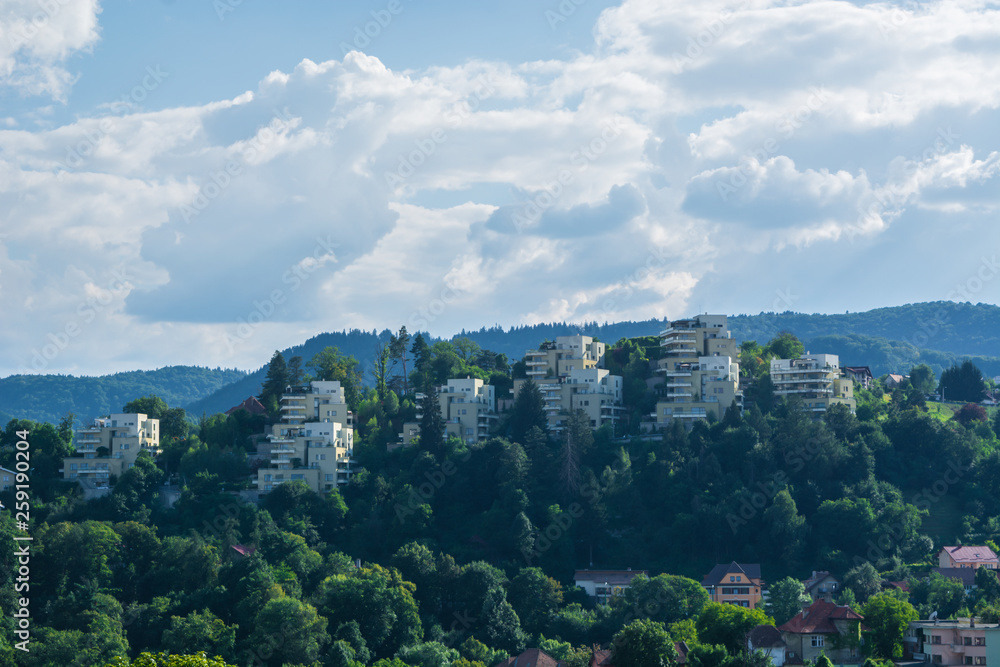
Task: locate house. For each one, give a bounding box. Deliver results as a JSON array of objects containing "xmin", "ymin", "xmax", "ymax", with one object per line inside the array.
[
  {"xmin": 225, "ymin": 396, "xmax": 267, "ymax": 416},
  {"xmin": 843, "ymin": 366, "xmax": 873, "ymax": 390},
  {"xmin": 574, "ymin": 569, "xmax": 647, "ymax": 605},
  {"xmin": 0, "ymin": 466, "xmax": 15, "ymax": 492},
  {"xmin": 409, "ymin": 377, "xmax": 500, "ymax": 446},
  {"xmin": 748, "ymin": 624, "xmax": 786, "ymax": 667},
  {"xmin": 938, "ymin": 546, "xmax": 999, "ymax": 569},
  {"xmin": 674, "ymin": 642, "xmax": 690, "ymax": 665},
  {"xmin": 932, "ymin": 567, "xmax": 1000, "ymax": 594},
  {"xmin": 701, "ymin": 562, "xmax": 765, "ymax": 609},
  {"xmin": 770, "ymin": 353, "xmax": 856, "ymax": 415},
  {"xmin": 801, "ymin": 571, "xmax": 841, "ymax": 601},
  {"xmin": 494, "ymin": 649, "xmax": 565, "ymax": 667},
  {"xmin": 906, "ymin": 618, "xmax": 987, "ymax": 665},
  {"xmin": 590, "ymin": 647, "xmax": 613, "ymax": 667},
  {"xmin": 885, "ymin": 373, "xmax": 906, "ymax": 389},
  {"xmin": 778, "ymin": 598, "xmax": 864, "ymax": 665},
  {"xmin": 655, "ymin": 314, "xmax": 743, "ymax": 427},
  {"xmin": 61, "ymin": 413, "xmax": 160, "ymax": 488}
]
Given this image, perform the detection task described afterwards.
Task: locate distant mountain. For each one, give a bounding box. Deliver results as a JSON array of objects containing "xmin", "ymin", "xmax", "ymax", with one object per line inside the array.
[
  {"xmin": 0, "ymin": 366, "xmax": 246, "ymax": 425},
  {"xmin": 801, "ymin": 333, "xmax": 1000, "ymax": 378},
  {"xmin": 728, "ymin": 301, "xmax": 1000, "ymax": 359}
]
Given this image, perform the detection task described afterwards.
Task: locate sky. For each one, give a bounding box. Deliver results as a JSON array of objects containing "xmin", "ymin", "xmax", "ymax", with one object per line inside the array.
[{"xmin": 2, "ymin": 0, "xmax": 1000, "ymax": 377}]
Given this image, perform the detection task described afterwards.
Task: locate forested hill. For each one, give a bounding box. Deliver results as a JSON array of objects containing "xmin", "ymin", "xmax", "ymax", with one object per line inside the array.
[
  {"xmin": 0, "ymin": 366, "xmax": 246, "ymax": 424},
  {"xmin": 728, "ymin": 301, "xmax": 1000, "ymax": 358}
]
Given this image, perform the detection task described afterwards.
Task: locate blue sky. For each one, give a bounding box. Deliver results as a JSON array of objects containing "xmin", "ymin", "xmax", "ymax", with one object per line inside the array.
[{"xmin": 2, "ymin": 0, "xmax": 1000, "ymax": 376}]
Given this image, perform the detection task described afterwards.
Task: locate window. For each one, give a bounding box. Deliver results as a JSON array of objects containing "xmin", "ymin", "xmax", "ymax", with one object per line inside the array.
[
  {"xmin": 291, "ymin": 474, "xmax": 304, "ymax": 480},
  {"xmin": 264, "ymin": 474, "xmax": 272, "ymax": 481},
  {"xmin": 730, "ymin": 576, "xmax": 736, "ymax": 582},
  {"xmin": 964, "ymin": 637, "xmax": 972, "ymax": 646},
  {"xmin": 975, "ymin": 658, "xmax": 985, "ymax": 665},
  {"xmin": 964, "ymin": 658, "xmax": 973, "ymax": 665},
  {"xmin": 932, "ymin": 636, "xmax": 942, "ymax": 645},
  {"xmin": 325, "ymin": 474, "xmax": 334, "ymax": 481},
  {"xmin": 932, "ymin": 656, "xmax": 942, "ymax": 664},
  {"xmin": 71, "ymin": 464, "xmax": 78, "ymax": 470},
  {"xmin": 811, "ymin": 636, "xmax": 825, "ymax": 648},
  {"xmin": 975, "ymin": 637, "xmax": 985, "ymax": 646}
]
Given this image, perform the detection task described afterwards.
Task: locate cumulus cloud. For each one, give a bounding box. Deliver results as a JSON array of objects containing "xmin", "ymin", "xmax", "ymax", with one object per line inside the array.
[{"xmin": 3, "ymin": 0, "xmax": 1000, "ymax": 375}]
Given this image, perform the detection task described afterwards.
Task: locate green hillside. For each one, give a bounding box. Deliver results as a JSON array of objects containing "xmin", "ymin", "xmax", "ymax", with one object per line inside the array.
[{"xmin": 0, "ymin": 366, "xmax": 246, "ymax": 424}]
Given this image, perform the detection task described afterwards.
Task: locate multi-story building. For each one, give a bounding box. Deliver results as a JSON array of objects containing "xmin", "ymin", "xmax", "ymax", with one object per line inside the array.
[
  {"xmin": 906, "ymin": 618, "xmax": 988, "ymax": 665},
  {"xmin": 701, "ymin": 562, "xmax": 765, "ymax": 609},
  {"xmin": 654, "ymin": 315, "xmax": 742, "ymax": 427},
  {"xmin": 402, "ymin": 378, "xmax": 499, "ymax": 446},
  {"xmin": 257, "ymin": 381, "xmax": 355, "ymax": 494},
  {"xmin": 656, "ymin": 354, "xmax": 742, "ymax": 426},
  {"xmin": 512, "ymin": 367, "xmax": 623, "ymax": 432},
  {"xmin": 62, "ymin": 413, "xmax": 160, "ymax": 487},
  {"xmin": 525, "ymin": 335, "xmax": 606, "ymax": 380},
  {"xmin": 770, "ymin": 353, "xmax": 856, "ymax": 414}
]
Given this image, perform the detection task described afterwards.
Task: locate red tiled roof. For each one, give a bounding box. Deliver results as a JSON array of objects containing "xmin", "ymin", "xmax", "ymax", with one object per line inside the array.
[
  {"xmin": 675, "ymin": 641, "xmax": 690, "ymax": 665},
  {"xmin": 225, "ymin": 396, "xmax": 267, "ymax": 416},
  {"xmin": 590, "ymin": 648, "xmax": 613, "ymax": 667},
  {"xmin": 494, "ymin": 649, "xmax": 564, "ymax": 667},
  {"xmin": 748, "ymin": 624, "xmax": 786, "ymax": 648},
  {"xmin": 940, "ymin": 546, "xmax": 998, "ymax": 563},
  {"xmin": 778, "ymin": 599, "xmax": 863, "ymax": 634},
  {"xmin": 231, "ymin": 545, "xmax": 256, "ymax": 556}
]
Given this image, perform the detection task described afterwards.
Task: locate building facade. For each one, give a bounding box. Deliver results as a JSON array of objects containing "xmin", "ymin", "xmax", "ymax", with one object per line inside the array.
[
  {"xmin": 573, "ymin": 569, "xmax": 648, "ymax": 605},
  {"xmin": 939, "ymin": 546, "xmax": 999, "ymax": 569},
  {"xmin": 770, "ymin": 353, "xmax": 856, "ymax": 414},
  {"xmin": 257, "ymin": 381, "xmax": 355, "ymax": 494},
  {"xmin": 62, "ymin": 413, "xmax": 160, "ymax": 487},
  {"xmin": 701, "ymin": 562, "xmax": 765, "ymax": 609},
  {"xmin": 906, "ymin": 619, "xmax": 988, "ymax": 666},
  {"xmin": 655, "ymin": 314, "xmax": 742, "ymax": 426},
  {"xmin": 779, "ymin": 599, "xmax": 863, "ymax": 665},
  {"xmin": 515, "ymin": 336, "xmax": 622, "ymax": 432}
]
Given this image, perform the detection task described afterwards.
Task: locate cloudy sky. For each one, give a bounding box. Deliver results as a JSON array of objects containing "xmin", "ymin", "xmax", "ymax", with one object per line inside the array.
[{"xmin": 2, "ymin": 0, "xmax": 1000, "ymax": 377}]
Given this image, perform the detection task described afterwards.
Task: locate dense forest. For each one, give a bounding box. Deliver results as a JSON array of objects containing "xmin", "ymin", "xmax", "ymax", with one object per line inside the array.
[{"xmin": 2, "ymin": 328, "xmax": 1000, "ymax": 667}]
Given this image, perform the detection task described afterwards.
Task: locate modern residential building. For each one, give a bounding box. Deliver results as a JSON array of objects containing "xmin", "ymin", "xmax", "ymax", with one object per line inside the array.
[
  {"xmin": 514, "ymin": 336, "xmax": 622, "ymax": 432},
  {"xmin": 770, "ymin": 353, "xmax": 856, "ymax": 414},
  {"xmin": 906, "ymin": 618, "xmax": 988, "ymax": 665},
  {"xmin": 779, "ymin": 598, "xmax": 864, "ymax": 665},
  {"xmin": 256, "ymin": 381, "xmax": 355, "ymax": 494},
  {"xmin": 409, "ymin": 377, "xmax": 499, "ymax": 445},
  {"xmin": 62, "ymin": 413, "xmax": 160, "ymax": 488},
  {"xmin": 939, "ymin": 546, "xmax": 999, "ymax": 569},
  {"xmin": 0, "ymin": 466, "xmax": 15, "ymax": 492},
  {"xmin": 573, "ymin": 569, "xmax": 648, "ymax": 605},
  {"xmin": 654, "ymin": 314, "xmax": 742, "ymax": 427},
  {"xmin": 801, "ymin": 571, "xmax": 841, "ymax": 601},
  {"xmin": 655, "ymin": 354, "xmax": 742, "ymax": 427},
  {"xmin": 701, "ymin": 562, "xmax": 765, "ymax": 609}
]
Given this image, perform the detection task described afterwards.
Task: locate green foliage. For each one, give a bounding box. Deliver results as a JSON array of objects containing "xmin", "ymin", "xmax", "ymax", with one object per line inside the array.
[
  {"xmin": 842, "ymin": 563, "xmax": 883, "ymax": 604},
  {"xmin": 309, "ymin": 346, "xmax": 364, "ymax": 408},
  {"xmin": 696, "ymin": 603, "xmax": 773, "ymax": 654},
  {"xmin": 861, "ymin": 593, "xmax": 918, "ymax": 659},
  {"xmin": 105, "ymin": 652, "xmax": 237, "ymax": 667},
  {"xmin": 161, "ymin": 609, "xmax": 237, "ymax": 663},
  {"xmin": 766, "ymin": 577, "xmax": 811, "ymax": 625},
  {"xmin": 940, "ymin": 360, "xmax": 987, "ymax": 403},
  {"xmin": 611, "ymin": 618, "xmax": 677, "ymax": 667}
]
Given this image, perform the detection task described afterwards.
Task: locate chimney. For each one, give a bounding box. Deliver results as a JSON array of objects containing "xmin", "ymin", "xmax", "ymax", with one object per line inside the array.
[{"xmin": 801, "ymin": 600, "xmax": 811, "ymax": 617}]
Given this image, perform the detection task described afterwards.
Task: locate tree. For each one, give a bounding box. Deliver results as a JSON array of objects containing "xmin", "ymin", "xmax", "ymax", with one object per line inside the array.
[
  {"xmin": 508, "ymin": 567, "xmax": 564, "ymax": 635},
  {"xmin": 765, "ymin": 332, "xmax": 804, "ymax": 360},
  {"xmin": 843, "ymin": 563, "xmax": 882, "ymax": 604},
  {"xmin": 611, "ymin": 619, "xmax": 677, "ymax": 667},
  {"xmin": 614, "ymin": 574, "xmax": 710, "ymax": 627},
  {"xmin": 862, "ymin": 592, "xmax": 918, "ymax": 659},
  {"xmin": 310, "ymin": 346, "xmax": 364, "ymax": 407},
  {"xmin": 410, "ymin": 333, "xmax": 432, "ymax": 394},
  {"xmin": 939, "ymin": 360, "xmax": 987, "ymax": 403},
  {"xmin": 161, "ymin": 609, "xmax": 237, "ymax": 663},
  {"xmin": 954, "ymin": 403, "xmax": 988, "ymax": 426},
  {"xmin": 389, "ymin": 326, "xmax": 412, "ymax": 396},
  {"xmin": 419, "ymin": 386, "xmax": 445, "ymax": 458},
  {"xmin": 106, "ymin": 652, "xmax": 238, "ymax": 666},
  {"xmin": 249, "ymin": 597, "xmax": 329, "ymax": 667},
  {"xmin": 696, "ymin": 603, "xmax": 773, "ymax": 654},
  {"xmin": 373, "ymin": 341, "xmax": 392, "ymax": 401},
  {"xmin": 909, "ymin": 364, "xmax": 936, "ymax": 396},
  {"xmin": 259, "ymin": 351, "xmax": 289, "ymax": 411},
  {"xmin": 976, "ymin": 565, "xmax": 1000, "ymax": 603},
  {"xmin": 288, "ymin": 355, "xmax": 305, "ymax": 385},
  {"xmin": 767, "ymin": 577, "xmax": 812, "ymax": 625},
  {"xmin": 510, "ymin": 379, "xmax": 547, "ymax": 445}
]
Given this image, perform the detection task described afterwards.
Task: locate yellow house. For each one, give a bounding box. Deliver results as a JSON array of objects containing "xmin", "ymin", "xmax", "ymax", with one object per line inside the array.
[{"xmin": 62, "ymin": 413, "xmax": 160, "ymax": 488}]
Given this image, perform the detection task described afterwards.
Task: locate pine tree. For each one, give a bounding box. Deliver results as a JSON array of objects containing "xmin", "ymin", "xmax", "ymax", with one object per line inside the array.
[
  {"xmin": 419, "ymin": 385, "xmax": 445, "ymax": 458},
  {"xmin": 259, "ymin": 351, "xmax": 289, "ymax": 415}
]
